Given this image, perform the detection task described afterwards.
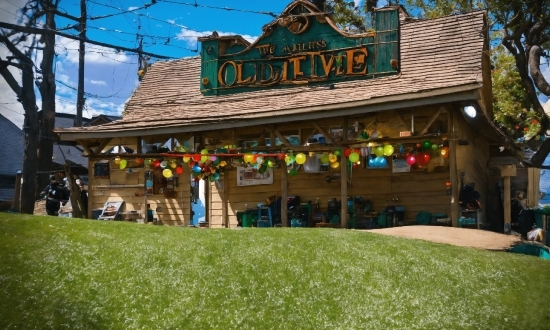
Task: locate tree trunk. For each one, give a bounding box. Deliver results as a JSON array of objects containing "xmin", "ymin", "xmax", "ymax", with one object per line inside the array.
[
  {"xmin": 20, "ymin": 65, "xmax": 40, "ymax": 214},
  {"xmin": 529, "ymin": 45, "xmax": 550, "ymax": 96},
  {"xmin": 37, "ymin": 2, "xmax": 57, "ymax": 198}
]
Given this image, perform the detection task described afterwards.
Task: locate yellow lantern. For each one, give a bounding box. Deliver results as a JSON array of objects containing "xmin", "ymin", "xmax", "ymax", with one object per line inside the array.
[{"xmin": 114, "ymin": 156, "xmax": 121, "ymax": 164}]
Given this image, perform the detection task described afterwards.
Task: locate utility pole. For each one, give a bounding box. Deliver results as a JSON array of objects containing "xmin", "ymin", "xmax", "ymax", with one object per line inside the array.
[{"xmin": 75, "ymin": 0, "xmax": 86, "ymax": 127}]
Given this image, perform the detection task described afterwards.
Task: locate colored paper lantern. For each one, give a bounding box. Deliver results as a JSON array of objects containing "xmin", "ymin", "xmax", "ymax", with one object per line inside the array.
[
  {"xmin": 160, "ymin": 161, "xmax": 167, "ymax": 168},
  {"xmin": 330, "ymin": 161, "xmax": 340, "ymax": 169},
  {"xmin": 162, "ymin": 169, "xmax": 172, "ymax": 178},
  {"xmin": 267, "ymin": 160, "xmax": 274, "ymax": 167},
  {"xmin": 176, "ymin": 166, "xmax": 183, "ymax": 175},
  {"xmin": 440, "ymin": 147, "xmax": 449, "ymax": 158},
  {"xmin": 375, "ymin": 156, "xmax": 387, "ymax": 167},
  {"xmin": 383, "ymin": 145, "xmax": 394, "ymax": 156},
  {"xmin": 114, "ymin": 156, "xmax": 121, "ymax": 165},
  {"xmin": 135, "ymin": 158, "xmax": 143, "ymax": 165},
  {"xmin": 153, "ymin": 160, "xmax": 161, "ymax": 168},
  {"xmin": 256, "ymin": 157, "xmax": 264, "ymax": 165},
  {"xmin": 374, "ymin": 146, "xmax": 385, "ymax": 157},
  {"xmin": 320, "ymin": 154, "xmax": 330, "ymax": 164},
  {"xmin": 243, "ymin": 154, "xmax": 254, "ymax": 164},
  {"xmin": 144, "ymin": 159, "xmax": 151, "ymax": 166},
  {"xmin": 368, "ymin": 157, "xmax": 376, "ymax": 167},
  {"xmin": 295, "ymin": 153, "xmax": 307, "ymax": 165},
  {"xmin": 422, "ymin": 140, "xmax": 432, "ymax": 150},
  {"xmin": 406, "ymin": 155, "xmax": 416, "ymax": 165},
  {"xmin": 183, "ymin": 156, "xmax": 191, "ymax": 163},
  {"xmin": 349, "ymin": 152, "xmax": 360, "ymax": 163},
  {"xmin": 289, "ymin": 169, "xmax": 297, "ymax": 176},
  {"xmin": 192, "ymin": 165, "xmax": 202, "ymax": 173},
  {"xmin": 328, "ymin": 153, "xmax": 337, "ymax": 163},
  {"xmin": 344, "ymin": 148, "xmax": 352, "ymax": 157},
  {"xmin": 431, "ymin": 144, "xmax": 438, "ymax": 150},
  {"xmin": 192, "ymin": 154, "xmax": 201, "ymax": 162},
  {"xmin": 119, "ymin": 159, "xmax": 127, "ymax": 169},
  {"xmin": 417, "ymin": 152, "xmax": 431, "ymax": 166},
  {"xmin": 334, "ymin": 149, "xmax": 341, "ymax": 156},
  {"xmin": 200, "ymin": 149, "xmax": 209, "ymax": 155}
]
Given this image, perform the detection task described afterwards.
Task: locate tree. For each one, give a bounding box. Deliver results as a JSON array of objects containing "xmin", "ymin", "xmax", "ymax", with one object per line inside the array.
[
  {"xmin": 0, "ymin": 0, "xmax": 59, "ymax": 213},
  {"xmin": 404, "ymin": 0, "xmax": 550, "ymax": 141}
]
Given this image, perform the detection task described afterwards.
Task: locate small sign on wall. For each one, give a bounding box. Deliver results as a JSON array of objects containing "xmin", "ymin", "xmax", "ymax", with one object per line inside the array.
[
  {"xmin": 392, "ymin": 158, "xmax": 411, "ymax": 173},
  {"xmin": 237, "ymin": 167, "xmax": 273, "ymax": 186}
]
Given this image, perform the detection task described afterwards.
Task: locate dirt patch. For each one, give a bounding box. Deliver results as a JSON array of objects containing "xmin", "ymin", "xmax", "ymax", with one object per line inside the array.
[{"xmin": 367, "ymin": 225, "xmax": 521, "ymax": 250}]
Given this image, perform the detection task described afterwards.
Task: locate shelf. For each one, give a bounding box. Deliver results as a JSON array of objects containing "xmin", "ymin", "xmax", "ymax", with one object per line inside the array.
[{"xmin": 93, "ymin": 184, "xmax": 144, "ymax": 189}]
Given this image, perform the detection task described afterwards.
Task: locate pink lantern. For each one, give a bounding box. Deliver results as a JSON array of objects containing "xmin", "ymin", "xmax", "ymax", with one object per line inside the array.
[{"xmin": 406, "ymin": 155, "xmax": 416, "ymax": 165}]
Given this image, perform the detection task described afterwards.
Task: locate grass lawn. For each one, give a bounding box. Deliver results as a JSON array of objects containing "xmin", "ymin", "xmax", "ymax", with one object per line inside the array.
[{"xmin": 0, "ymin": 214, "xmax": 549, "ymax": 330}]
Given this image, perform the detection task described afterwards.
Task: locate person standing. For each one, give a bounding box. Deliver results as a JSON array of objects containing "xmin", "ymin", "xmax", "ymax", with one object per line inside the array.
[{"xmin": 42, "ymin": 179, "xmax": 69, "ymax": 216}]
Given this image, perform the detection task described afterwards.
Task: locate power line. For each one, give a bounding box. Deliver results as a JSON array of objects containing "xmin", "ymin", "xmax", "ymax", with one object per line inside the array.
[
  {"xmin": 0, "ymin": 21, "xmax": 173, "ymax": 59},
  {"xmin": 158, "ymin": 0, "xmax": 278, "ymax": 18},
  {"xmin": 0, "ymin": 104, "xmax": 24, "ymax": 115}
]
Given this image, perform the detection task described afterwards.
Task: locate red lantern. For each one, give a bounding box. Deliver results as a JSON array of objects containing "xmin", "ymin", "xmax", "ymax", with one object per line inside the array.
[
  {"xmin": 417, "ymin": 152, "xmax": 431, "ymax": 166},
  {"xmin": 406, "ymin": 155, "xmax": 416, "ymax": 165},
  {"xmin": 278, "ymin": 153, "xmax": 286, "ymax": 160},
  {"xmin": 192, "ymin": 154, "xmax": 201, "ymax": 162},
  {"xmin": 344, "ymin": 148, "xmax": 352, "ymax": 157},
  {"xmin": 176, "ymin": 166, "xmax": 183, "ymax": 175},
  {"xmin": 135, "ymin": 157, "xmax": 143, "ymax": 165},
  {"xmin": 153, "ymin": 160, "xmax": 161, "ymax": 168}
]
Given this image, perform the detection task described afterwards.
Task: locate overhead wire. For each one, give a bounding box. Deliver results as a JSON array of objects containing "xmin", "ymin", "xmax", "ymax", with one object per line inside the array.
[{"xmin": 158, "ymin": 0, "xmax": 279, "ymax": 18}]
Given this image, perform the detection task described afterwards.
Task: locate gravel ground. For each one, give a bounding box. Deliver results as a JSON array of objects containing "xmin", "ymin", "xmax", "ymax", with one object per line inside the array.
[{"xmin": 367, "ymin": 225, "xmax": 522, "ymax": 250}]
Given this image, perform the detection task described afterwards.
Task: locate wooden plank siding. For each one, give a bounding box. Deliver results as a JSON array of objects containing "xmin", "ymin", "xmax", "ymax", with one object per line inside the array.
[{"xmin": 89, "ymin": 161, "xmax": 191, "ymax": 226}]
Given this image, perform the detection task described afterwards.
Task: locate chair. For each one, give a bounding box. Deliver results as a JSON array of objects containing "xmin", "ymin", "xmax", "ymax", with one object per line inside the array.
[{"xmin": 257, "ymin": 204, "xmax": 273, "ymax": 227}]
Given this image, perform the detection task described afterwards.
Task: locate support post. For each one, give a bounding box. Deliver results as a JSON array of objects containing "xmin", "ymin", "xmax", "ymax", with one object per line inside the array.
[
  {"xmin": 500, "ymin": 164, "xmax": 517, "ymax": 234},
  {"xmin": 87, "ymin": 159, "xmax": 93, "ymax": 219},
  {"xmin": 448, "ymin": 109, "xmax": 459, "ymax": 227},
  {"xmin": 503, "ymin": 176, "xmax": 511, "ymax": 233},
  {"xmin": 12, "ymin": 171, "xmax": 22, "ymax": 212},
  {"xmin": 223, "ymin": 169, "xmax": 229, "ymax": 228},
  {"xmin": 281, "ymin": 162, "xmax": 288, "ymax": 227},
  {"xmin": 74, "ymin": 0, "xmax": 86, "ymax": 127},
  {"xmin": 340, "ymin": 152, "xmax": 348, "ymax": 229}
]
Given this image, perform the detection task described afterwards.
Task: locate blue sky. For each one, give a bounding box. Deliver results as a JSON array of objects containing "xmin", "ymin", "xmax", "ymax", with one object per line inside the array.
[
  {"xmin": 2, "ymin": 0, "xmax": 350, "ymax": 128},
  {"xmin": 1, "ymin": 0, "xmax": 548, "ymax": 129}
]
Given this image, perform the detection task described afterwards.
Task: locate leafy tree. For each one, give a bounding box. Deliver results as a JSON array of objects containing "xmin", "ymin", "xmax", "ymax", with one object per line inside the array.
[{"xmin": 404, "ymin": 0, "xmax": 550, "ymax": 141}]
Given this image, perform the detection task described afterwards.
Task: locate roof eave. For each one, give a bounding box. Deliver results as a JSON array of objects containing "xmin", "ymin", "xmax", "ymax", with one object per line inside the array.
[{"xmin": 56, "ymin": 83, "xmax": 482, "ymax": 141}]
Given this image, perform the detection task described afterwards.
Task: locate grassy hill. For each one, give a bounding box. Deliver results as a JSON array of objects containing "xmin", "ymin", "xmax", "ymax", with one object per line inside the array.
[{"xmin": 0, "ymin": 214, "xmax": 549, "ymax": 329}]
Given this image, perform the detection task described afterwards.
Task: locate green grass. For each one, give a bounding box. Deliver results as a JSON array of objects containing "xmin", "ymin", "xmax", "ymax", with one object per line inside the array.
[{"xmin": 0, "ymin": 214, "xmax": 549, "ymax": 330}]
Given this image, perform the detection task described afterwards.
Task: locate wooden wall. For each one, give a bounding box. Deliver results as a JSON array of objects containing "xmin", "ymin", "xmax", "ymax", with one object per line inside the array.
[
  {"xmin": 211, "ymin": 160, "xmax": 450, "ymax": 226},
  {"xmin": 454, "ymin": 109, "xmax": 490, "ymax": 223},
  {"xmin": 89, "ymin": 159, "xmax": 191, "ymax": 226}
]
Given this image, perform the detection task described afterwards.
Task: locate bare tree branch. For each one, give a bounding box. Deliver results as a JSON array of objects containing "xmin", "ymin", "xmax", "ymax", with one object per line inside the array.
[
  {"xmin": 529, "ymin": 45, "xmax": 550, "ymax": 95},
  {"xmin": 0, "ymin": 59, "xmax": 23, "ymax": 96}
]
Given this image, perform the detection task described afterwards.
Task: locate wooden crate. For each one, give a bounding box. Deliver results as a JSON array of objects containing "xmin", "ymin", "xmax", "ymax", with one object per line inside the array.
[{"xmin": 34, "ymin": 199, "xmax": 47, "ymax": 215}]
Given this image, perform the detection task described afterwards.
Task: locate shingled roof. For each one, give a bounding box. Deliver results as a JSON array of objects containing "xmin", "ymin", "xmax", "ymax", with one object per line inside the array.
[{"xmin": 56, "ymin": 9, "xmax": 489, "ymax": 140}]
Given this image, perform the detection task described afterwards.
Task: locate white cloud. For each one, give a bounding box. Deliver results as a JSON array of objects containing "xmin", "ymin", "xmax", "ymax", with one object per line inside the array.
[
  {"xmin": 55, "ymin": 36, "xmax": 130, "ymax": 65},
  {"xmin": 176, "ymin": 28, "xmax": 257, "ymax": 48},
  {"xmin": 90, "ymin": 80, "xmax": 107, "ymax": 86},
  {"xmin": 354, "ymin": 0, "xmax": 363, "ymax": 7},
  {"xmin": 128, "ymin": 6, "xmax": 139, "ymax": 11}
]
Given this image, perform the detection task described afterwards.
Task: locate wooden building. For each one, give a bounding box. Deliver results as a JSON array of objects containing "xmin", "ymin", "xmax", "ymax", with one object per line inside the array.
[{"xmin": 56, "ymin": 1, "xmax": 520, "ymax": 229}]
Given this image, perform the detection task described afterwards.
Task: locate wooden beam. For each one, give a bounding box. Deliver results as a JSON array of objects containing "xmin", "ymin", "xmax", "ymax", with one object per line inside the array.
[
  {"xmin": 303, "ymin": 128, "xmax": 318, "ymax": 145},
  {"xmin": 87, "ymin": 159, "xmax": 93, "ymax": 219},
  {"xmin": 281, "ymin": 162, "xmax": 288, "ymax": 227},
  {"xmin": 93, "ymin": 138, "xmax": 112, "ymax": 154},
  {"xmin": 448, "ymin": 109, "xmax": 459, "ymax": 227},
  {"xmin": 394, "ymin": 110, "xmax": 409, "ymax": 131},
  {"xmin": 343, "ymin": 117, "xmax": 349, "ymax": 142},
  {"xmin": 77, "ymin": 139, "xmax": 95, "ymax": 156},
  {"xmin": 503, "ymin": 175, "xmax": 511, "ymax": 233},
  {"xmin": 419, "ymin": 107, "xmax": 443, "ymax": 135},
  {"xmin": 312, "ymin": 123, "xmax": 334, "ymax": 144},
  {"xmin": 274, "ymin": 130, "xmax": 291, "ymax": 146},
  {"xmin": 223, "ymin": 169, "xmax": 229, "ymax": 228},
  {"xmin": 257, "ymin": 131, "xmax": 266, "ymax": 147},
  {"xmin": 340, "ymin": 152, "xmax": 348, "ymax": 229},
  {"xmin": 136, "ymin": 137, "xmax": 142, "ymax": 154},
  {"xmin": 527, "ymin": 167, "xmax": 540, "ymax": 208}
]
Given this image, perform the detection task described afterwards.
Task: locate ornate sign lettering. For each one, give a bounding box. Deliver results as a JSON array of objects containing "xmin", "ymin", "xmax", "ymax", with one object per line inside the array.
[{"xmin": 199, "ymin": 1, "xmax": 399, "ymax": 96}]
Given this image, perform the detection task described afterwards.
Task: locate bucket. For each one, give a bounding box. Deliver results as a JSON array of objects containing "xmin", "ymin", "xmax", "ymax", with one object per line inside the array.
[{"xmin": 242, "ymin": 213, "xmax": 253, "ymax": 228}]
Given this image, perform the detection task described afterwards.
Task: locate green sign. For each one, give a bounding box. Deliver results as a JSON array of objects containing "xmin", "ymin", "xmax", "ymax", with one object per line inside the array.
[{"xmin": 199, "ymin": 1, "xmax": 400, "ymax": 96}]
